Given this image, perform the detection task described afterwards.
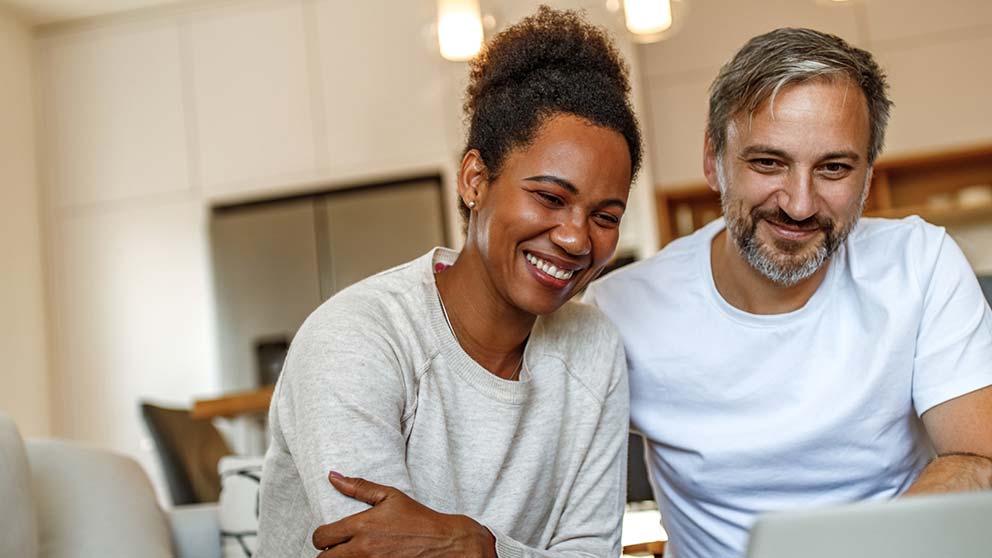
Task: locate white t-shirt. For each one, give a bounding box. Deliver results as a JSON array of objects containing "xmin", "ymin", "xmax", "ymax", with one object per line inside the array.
[{"xmin": 585, "ymin": 216, "xmax": 992, "ymax": 558}]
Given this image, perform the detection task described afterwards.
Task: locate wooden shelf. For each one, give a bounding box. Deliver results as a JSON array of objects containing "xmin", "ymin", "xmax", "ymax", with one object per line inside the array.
[
  {"xmin": 655, "ymin": 143, "xmax": 992, "ymax": 246},
  {"xmin": 868, "ymin": 201, "xmax": 992, "ymax": 223}
]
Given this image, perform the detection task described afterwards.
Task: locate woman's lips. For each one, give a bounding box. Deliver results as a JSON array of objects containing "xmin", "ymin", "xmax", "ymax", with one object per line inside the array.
[{"xmin": 524, "ymin": 251, "xmax": 579, "ymax": 289}]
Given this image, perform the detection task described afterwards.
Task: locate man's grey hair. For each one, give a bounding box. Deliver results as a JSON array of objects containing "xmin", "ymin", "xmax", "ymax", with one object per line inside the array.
[{"xmin": 707, "ymin": 27, "xmax": 893, "ymax": 164}]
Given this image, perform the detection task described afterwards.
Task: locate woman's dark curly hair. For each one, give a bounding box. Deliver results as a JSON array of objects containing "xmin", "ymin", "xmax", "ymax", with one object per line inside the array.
[{"xmin": 460, "ymin": 5, "xmax": 643, "ymax": 225}]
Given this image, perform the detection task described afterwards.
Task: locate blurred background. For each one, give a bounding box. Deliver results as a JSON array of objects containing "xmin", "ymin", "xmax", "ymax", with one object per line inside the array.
[{"xmin": 1, "ymin": 0, "xmax": 990, "ymax": 549}]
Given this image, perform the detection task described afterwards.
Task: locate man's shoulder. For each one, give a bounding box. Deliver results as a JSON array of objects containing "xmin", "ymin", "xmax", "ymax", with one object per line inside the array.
[
  {"xmin": 849, "ymin": 216, "xmax": 945, "ymax": 251},
  {"xmin": 846, "ymin": 216, "xmax": 947, "ymax": 272},
  {"xmin": 591, "ymin": 220, "xmax": 718, "ymax": 295}
]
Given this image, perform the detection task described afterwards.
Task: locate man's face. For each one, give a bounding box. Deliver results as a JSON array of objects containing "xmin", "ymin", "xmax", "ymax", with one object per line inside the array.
[{"xmin": 705, "ymin": 77, "xmax": 873, "ymax": 286}]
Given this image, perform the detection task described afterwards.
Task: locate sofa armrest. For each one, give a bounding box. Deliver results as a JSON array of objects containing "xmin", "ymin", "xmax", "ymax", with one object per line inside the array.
[{"xmin": 169, "ymin": 503, "xmax": 221, "ymax": 558}]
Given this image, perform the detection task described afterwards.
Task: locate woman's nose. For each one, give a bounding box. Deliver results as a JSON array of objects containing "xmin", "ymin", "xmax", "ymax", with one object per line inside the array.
[{"xmin": 550, "ymin": 215, "xmax": 591, "ymax": 256}]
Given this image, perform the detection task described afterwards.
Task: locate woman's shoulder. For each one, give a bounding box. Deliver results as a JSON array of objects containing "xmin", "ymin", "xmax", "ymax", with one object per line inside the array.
[
  {"xmin": 536, "ymin": 299, "xmax": 619, "ymax": 338},
  {"xmin": 532, "ymin": 300, "xmax": 625, "ymax": 394},
  {"xmin": 293, "ymin": 255, "xmax": 434, "ymax": 359}
]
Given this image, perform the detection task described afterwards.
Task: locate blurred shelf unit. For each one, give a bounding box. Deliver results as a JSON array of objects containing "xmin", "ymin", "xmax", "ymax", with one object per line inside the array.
[{"xmin": 655, "ymin": 143, "xmax": 992, "ymax": 246}]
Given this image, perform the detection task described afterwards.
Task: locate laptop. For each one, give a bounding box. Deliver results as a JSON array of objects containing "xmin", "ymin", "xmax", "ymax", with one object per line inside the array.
[{"xmin": 745, "ymin": 491, "xmax": 992, "ymax": 558}]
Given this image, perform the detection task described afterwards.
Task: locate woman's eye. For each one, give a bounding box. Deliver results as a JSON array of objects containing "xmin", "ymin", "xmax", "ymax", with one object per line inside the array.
[
  {"xmin": 594, "ymin": 213, "xmax": 621, "ymax": 227},
  {"xmin": 535, "ymin": 192, "xmax": 564, "ymax": 206}
]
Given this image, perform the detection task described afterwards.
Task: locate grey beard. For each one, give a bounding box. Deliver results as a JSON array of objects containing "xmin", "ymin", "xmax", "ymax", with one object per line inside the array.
[
  {"xmin": 716, "ymin": 161, "xmax": 866, "ymax": 288},
  {"xmin": 736, "ymin": 230, "xmax": 830, "ymax": 287}
]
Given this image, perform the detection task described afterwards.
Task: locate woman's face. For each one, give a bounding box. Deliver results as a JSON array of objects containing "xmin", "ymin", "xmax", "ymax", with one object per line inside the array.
[{"xmin": 467, "ymin": 113, "xmax": 632, "ymax": 316}]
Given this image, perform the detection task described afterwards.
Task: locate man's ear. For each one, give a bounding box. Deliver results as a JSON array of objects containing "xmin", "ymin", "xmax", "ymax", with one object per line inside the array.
[
  {"xmin": 702, "ymin": 135, "xmax": 721, "ymax": 194},
  {"xmin": 457, "ymin": 149, "xmax": 489, "ymax": 209}
]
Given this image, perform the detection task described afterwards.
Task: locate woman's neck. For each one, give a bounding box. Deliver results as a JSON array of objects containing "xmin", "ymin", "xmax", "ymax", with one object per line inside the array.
[{"xmin": 435, "ymin": 247, "xmax": 535, "ymax": 380}]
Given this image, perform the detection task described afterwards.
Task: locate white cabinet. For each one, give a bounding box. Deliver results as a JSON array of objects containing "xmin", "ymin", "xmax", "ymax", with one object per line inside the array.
[
  {"xmin": 190, "ymin": 0, "xmax": 319, "ymax": 197},
  {"xmin": 42, "ymin": 21, "xmax": 191, "ymax": 208},
  {"xmin": 313, "ymin": 0, "xmax": 448, "ymax": 177}
]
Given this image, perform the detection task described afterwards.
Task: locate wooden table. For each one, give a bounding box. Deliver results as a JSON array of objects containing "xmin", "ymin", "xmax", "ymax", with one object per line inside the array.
[{"xmin": 191, "ymin": 385, "xmax": 275, "ymax": 419}]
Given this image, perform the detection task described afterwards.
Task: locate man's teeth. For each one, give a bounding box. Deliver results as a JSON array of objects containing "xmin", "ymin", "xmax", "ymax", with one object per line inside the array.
[{"xmin": 526, "ymin": 253, "xmax": 575, "ymax": 280}]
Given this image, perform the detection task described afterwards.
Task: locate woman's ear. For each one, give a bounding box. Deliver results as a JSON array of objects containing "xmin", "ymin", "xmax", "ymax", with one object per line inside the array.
[{"xmin": 458, "ymin": 149, "xmax": 489, "ymax": 210}]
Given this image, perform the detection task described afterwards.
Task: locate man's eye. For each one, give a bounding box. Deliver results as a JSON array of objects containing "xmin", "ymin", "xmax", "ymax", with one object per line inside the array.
[
  {"xmin": 820, "ymin": 163, "xmax": 853, "ymax": 176},
  {"xmin": 748, "ymin": 158, "xmax": 783, "ymax": 173}
]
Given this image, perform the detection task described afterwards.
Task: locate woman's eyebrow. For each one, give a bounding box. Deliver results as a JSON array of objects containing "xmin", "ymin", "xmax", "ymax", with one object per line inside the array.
[
  {"xmin": 524, "ymin": 175, "xmax": 626, "ymax": 210},
  {"xmin": 524, "ymin": 174, "xmax": 578, "ymax": 194}
]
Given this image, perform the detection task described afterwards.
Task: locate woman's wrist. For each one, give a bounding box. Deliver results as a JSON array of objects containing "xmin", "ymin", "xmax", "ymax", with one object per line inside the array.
[{"xmin": 452, "ymin": 514, "xmax": 498, "ymax": 558}]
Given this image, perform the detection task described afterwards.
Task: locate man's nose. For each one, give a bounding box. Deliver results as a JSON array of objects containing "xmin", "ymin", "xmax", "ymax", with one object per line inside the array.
[{"xmin": 778, "ymin": 171, "xmax": 817, "ymax": 222}]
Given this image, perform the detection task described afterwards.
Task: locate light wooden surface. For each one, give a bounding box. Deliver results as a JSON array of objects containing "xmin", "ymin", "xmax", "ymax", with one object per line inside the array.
[
  {"xmin": 622, "ymin": 540, "xmax": 666, "ymax": 557},
  {"xmin": 191, "ymin": 384, "xmax": 275, "ymax": 419}
]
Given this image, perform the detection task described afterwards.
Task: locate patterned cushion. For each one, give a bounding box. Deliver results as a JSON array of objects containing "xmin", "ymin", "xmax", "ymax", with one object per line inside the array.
[{"xmin": 218, "ymin": 456, "xmax": 264, "ymax": 558}]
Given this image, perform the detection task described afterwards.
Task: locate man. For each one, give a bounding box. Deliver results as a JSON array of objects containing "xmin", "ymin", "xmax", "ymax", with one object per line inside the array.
[{"xmin": 585, "ymin": 27, "xmax": 992, "ymax": 558}]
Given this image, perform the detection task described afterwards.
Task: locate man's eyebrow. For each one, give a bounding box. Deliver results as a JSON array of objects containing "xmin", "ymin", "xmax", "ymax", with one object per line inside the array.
[
  {"xmin": 738, "ymin": 145, "xmax": 862, "ymax": 163},
  {"xmin": 738, "ymin": 145, "xmax": 791, "ymax": 159},
  {"xmin": 820, "ymin": 150, "xmax": 862, "ymax": 162},
  {"xmin": 523, "ymin": 174, "xmax": 627, "ymax": 210}
]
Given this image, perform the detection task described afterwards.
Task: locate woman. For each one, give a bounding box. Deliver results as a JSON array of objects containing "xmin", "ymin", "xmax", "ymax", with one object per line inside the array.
[{"xmin": 256, "ymin": 7, "xmax": 642, "ymax": 557}]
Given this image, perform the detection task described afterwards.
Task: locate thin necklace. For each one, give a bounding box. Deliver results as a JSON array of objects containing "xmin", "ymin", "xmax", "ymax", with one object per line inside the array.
[{"xmin": 435, "ymin": 285, "xmax": 523, "ymax": 381}]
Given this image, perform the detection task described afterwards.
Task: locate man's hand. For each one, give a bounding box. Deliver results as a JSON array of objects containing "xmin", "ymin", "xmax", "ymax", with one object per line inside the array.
[{"xmin": 312, "ymin": 471, "xmax": 497, "ymax": 558}]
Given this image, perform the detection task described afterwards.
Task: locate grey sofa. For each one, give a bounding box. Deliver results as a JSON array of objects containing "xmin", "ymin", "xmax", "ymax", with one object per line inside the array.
[{"xmin": 0, "ymin": 411, "xmax": 221, "ymax": 558}]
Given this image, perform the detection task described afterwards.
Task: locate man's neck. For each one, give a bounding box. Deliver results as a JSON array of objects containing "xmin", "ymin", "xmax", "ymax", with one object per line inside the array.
[{"xmin": 710, "ymin": 229, "xmax": 830, "ymax": 315}]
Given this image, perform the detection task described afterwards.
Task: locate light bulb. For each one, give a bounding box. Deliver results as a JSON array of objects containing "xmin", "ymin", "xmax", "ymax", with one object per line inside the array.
[
  {"xmin": 437, "ymin": 0, "xmax": 484, "ymax": 62},
  {"xmin": 623, "ymin": 0, "xmax": 673, "ymax": 36}
]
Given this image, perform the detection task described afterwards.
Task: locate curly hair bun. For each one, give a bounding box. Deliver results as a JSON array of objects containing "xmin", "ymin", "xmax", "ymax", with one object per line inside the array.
[
  {"xmin": 465, "ymin": 6, "xmax": 632, "ymax": 110},
  {"xmin": 458, "ymin": 5, "xmax": 642, "ymax": 226}
]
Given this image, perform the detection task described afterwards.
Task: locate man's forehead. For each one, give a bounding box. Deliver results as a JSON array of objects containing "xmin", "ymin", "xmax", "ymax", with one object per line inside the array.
[{"xmin": 725, "ymin": 77, "xmax": 871, "ymax": 157}]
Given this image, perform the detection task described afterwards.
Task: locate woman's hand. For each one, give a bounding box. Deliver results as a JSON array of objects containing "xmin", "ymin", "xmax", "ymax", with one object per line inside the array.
[{"xmin": 312, "ymin": 471, "xmax": 497, "ymax": 558}]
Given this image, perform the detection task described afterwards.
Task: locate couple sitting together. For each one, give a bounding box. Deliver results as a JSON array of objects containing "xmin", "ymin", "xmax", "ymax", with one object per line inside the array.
[{"xmin": 255, "ymin": 7, "xmax": 992, "ymax": 558}]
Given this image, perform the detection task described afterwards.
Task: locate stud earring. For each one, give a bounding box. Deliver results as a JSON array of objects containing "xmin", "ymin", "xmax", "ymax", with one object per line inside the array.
[{"xmin": 468, "ymin": 201, "xmax": 476, "ymax": 209}]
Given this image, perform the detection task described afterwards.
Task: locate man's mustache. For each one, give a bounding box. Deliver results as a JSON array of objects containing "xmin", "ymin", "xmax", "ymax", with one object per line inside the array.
[{"xmin": 752, "ymin": 207, "xmax": 833, "ymax": 231}]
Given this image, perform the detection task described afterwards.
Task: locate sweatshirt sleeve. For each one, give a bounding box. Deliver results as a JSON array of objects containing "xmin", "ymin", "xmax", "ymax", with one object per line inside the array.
[
  {"xmin": 489, "ymin": 337, "xmax": 630, "ymax": 558},
  {"xmin": 256, "ymin": 301, "xmax": 416, "ymax": 555}
]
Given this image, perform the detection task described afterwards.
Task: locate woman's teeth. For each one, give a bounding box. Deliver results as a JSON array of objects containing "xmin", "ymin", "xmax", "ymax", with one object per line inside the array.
[{"xmin": 526, "ymin": 253, "xmax": 575, "ymax": 280}]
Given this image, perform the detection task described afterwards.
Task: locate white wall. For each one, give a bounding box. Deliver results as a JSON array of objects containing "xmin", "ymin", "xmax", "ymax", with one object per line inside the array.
[
  {"xmin": 637, "ymin": 0, "xmax": 992, "ymax": 270},
  {"xmin": 0, "ymin": 6, "xmax": 51, "ymax": 438}
]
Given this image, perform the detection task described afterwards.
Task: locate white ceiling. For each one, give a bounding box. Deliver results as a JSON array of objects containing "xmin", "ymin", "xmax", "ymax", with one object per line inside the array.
[{"xmin": 1, "ymin": 0, "xmax": 193, "ymax": 26}]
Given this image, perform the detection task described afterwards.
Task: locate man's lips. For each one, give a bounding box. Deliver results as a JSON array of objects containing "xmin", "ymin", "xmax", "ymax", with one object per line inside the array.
[{"xmin": 763, "ymin": 219, "xmax": 821, "ymax": 241}]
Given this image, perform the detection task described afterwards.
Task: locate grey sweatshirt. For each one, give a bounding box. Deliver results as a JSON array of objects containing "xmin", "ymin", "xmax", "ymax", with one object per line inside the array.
[{"xmin": 256, "ymin": 248, "xmax": 629, "ymax": 558}]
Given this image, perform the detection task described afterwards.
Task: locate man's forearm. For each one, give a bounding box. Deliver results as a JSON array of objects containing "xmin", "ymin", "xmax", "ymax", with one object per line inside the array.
[{"xmin": 904, "ymin": 453, "xmax": 992, "ymax": 496}]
